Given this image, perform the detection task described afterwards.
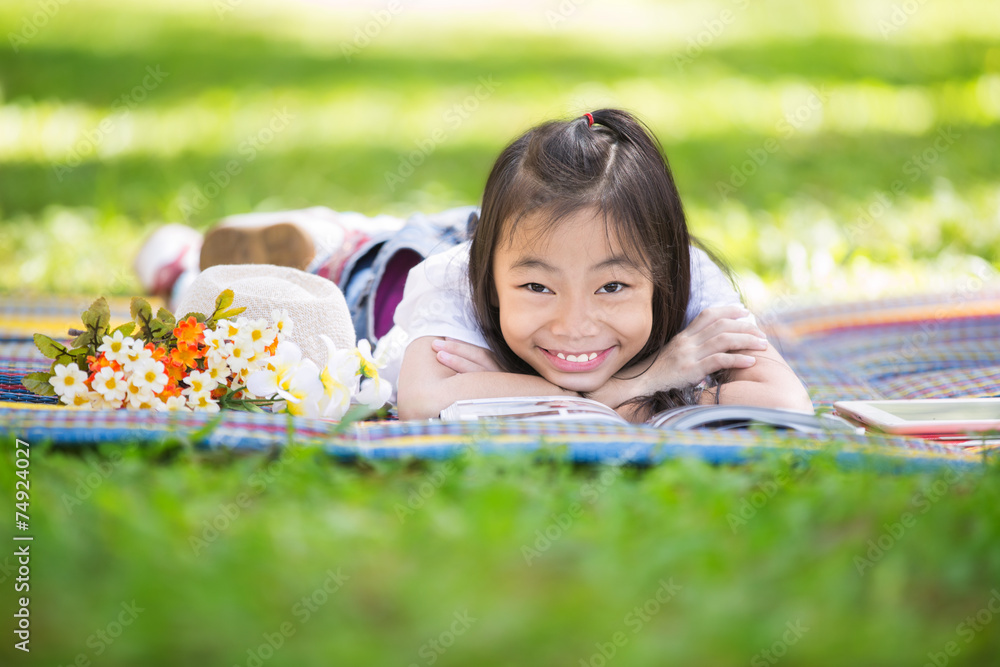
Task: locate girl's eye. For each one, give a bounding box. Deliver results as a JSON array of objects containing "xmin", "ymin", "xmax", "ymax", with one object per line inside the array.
[
  {"xmin": 598, "ymin": 282, "xmax": 626, "ymax": 294},
  {"xmin": 523, "ymin": 283, "xmax": 551, "ymax": 294}
]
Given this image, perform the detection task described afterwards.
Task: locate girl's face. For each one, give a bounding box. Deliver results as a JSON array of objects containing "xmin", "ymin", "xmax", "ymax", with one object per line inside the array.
[{"xmin": 492, "ymin": 207, "xmax": 654, "ymax": 393}]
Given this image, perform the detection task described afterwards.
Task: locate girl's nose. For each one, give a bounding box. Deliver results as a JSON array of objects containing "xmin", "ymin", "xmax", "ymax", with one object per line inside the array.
[{"xmin": 550, "ymin": 297, "xmax": 600, "ymax": 339}]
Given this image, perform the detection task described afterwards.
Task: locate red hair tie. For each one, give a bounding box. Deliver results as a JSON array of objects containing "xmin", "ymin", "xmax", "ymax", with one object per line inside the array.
[{"xmin": 584, "ymin": 112, "xmax": 594, "ymax": 127}]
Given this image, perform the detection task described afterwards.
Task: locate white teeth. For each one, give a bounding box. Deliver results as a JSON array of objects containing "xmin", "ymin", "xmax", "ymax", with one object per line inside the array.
[{"xmin": 554, "ymin": 352, "xmax": 599, "ymax": 363}]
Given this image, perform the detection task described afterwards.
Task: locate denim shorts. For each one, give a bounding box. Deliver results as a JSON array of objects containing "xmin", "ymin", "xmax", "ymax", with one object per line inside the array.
[{"xmin": 321, "ymin": 205, "xmax": 478, "ymax": 344}]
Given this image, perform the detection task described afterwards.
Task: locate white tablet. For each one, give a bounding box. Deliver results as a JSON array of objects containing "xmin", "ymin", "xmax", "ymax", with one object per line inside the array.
[{"xmin": 833, "ymin": 398, "xmax": 1000, "ymax": 436}]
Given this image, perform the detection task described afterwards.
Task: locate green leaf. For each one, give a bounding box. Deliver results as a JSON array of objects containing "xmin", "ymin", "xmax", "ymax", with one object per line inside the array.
[
  {"xmin": 22, "ymin": 372, "xmax": 56, "ymax": 397},
  {"xmin": 55, "ymin": 353, "xmax": 76, "ymax": 367},
  {"xmin": 33, "ymin": 334, "xmax": 68, "ymax": 359},
  {"xmin": 131, "ymin": 297, "xmax": 153, "ymax": 340},
  {"xmin": 82, "ymin": 297, "xmax": 111, "ymax": 332},
  {"xmin": 112, "ymin": 322, "xmax": 136, "ymax": 337},
  {"xmin": 215, "ymin": 306, "xmax": 246, "ymax": 321},
  {"xmin": 130, "ymin": 297, "xmax": 152, "ymax": 324},
  {"xmin": 179, "ymin": 311, "xmax": 207, "ymax": 324},
  {"xmin": 150, "ymin": 320, "xmax": 174, "ymax": 339},
  {"xmin": 156, "ymin": 307, "xmax": 176, "ymax": 326},
  {"xmin": 71, "ymin": 330, "xmax": 94, "ymax": 349},
  {"xmin": 214, "ymin": 289, "xmax": 235, "ymax": 313}
]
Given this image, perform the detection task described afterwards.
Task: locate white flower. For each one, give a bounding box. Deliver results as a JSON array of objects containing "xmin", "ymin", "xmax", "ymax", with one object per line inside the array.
[
  {"xmin": 155, "ymin": 395, "xmax": 191, "ymax": 412},
  {"xmin": 205, "ymin": 344, "xmax": 230, "ymax": 370},
  {"xmin": 356, "ymin": 374, "xmax": 393, "ymax": 410},
  {"xmin": 50, "ymin": 363, "xmax": 88, "ymax": 398},
  {"xmin": 245, "ymin": 341, "xmax": 315, "ymax": 404},
  {"xmin": 97, "ymin": 331, "xmax": 134, "ymax": 365},
  {"xmin": 202, "ymin": 326, "xmax": 228, "ymax": 352},
  {"xmin": 204, "ymin": 354, "xmax": 230, "ymax": 384},
  {"xmin": 123, "ymin": 339, "xmax": 152, "ymax": 369},
  {"xmin": 125, "ymin": 376, "xmax": 146, "ymax": 399},
  {"xmin": 187, "ymin": 393, "xmax": 220, "ymax": 413},
  {"xmin": 183, "ymin": 369, "xmax": 219, "ymax": 396},
  {"xmin": 241, "ymin": 318, "xmax": 276, "ymax": 355},
  {"xmin": 91, "ymin": 366, "xmax": 127, "ymax": 403},
  {"xmin": 245, "ymin": 341, "xmax": 296, "ymax": 400},
  {"xmin": 271, "ymin": 309, "xmax": 293, "ymax": 339},
  {"xmin": 353, "ymin": 339, "xmax": 393, "ymax": 410},
  {"xmin": 62, "ymin": 390, "xmax": 96, "ymax": 408},
  {"xmin": 126, "ymin": 388, "xmax": 157, "ymax": 409},
  {"xmin": 319, "ymin": 335, "xmax": 359, "ymax": 419},
  {"xmin": 223, "ymin": 340, "xmax": 253, "ymax": 374},
  {"xmin": 88, "ymin": 392, "xmax": 123, "ymax": 410},
  {"xmin": 130, "ymin": 359, "xmax": 168, "ymax": 394},
  {"xmin": 215, "ymin": 318, "xmax": 241, "ymax": 340},
  {"xmin": 283, "ymin": 359, "xmax": 325, "ymax": 418},
  {"xmin": 234, "ymin": 365, "xmax": 254, "ymax": 386}
]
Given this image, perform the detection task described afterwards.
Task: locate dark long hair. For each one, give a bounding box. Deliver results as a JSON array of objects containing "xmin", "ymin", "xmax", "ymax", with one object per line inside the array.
[{"xmin": 468, "ymin": 109, "xmax": 707, "ymax": 415}]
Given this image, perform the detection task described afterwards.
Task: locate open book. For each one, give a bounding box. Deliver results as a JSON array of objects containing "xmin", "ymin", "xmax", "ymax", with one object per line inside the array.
[{"xmin": 440, "ymin": 396, "xmax": 862, "ymax": 433}]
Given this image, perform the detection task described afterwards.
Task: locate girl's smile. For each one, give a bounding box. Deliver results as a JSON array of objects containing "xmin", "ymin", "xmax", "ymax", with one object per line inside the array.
[
  {"xmin": 492, "ymin": 207, "xmax": 654, "ymax": 393},
  {"xmin": 539, "ymin": 346, "xmax": 615, "ymax": 372}
]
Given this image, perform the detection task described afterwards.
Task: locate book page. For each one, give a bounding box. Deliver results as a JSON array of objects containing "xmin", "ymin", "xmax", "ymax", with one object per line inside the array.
[{"xmin": 440, "ymin": 396, "xmax": 625, "ymax": 423}]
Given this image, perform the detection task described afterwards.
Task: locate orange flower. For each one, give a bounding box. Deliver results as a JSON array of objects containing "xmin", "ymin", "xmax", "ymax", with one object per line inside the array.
[
  {"xmin": 86, "ymin": 353, "xmax": 120, "ymax": 375},
  {"xmin": 163, "ymin": 359, "xmax": 187, "ymax": 384},
  {"xmin": 158, "ymin": 382, "xmax": 183, "ymax": 399},
  {"xmin": 170, "ymin": 341, "xmax": 205, "ymax": 369},
  {"xmin": 145, "ymin": 342, "xmax": 168, "ymax": 363},
  {"xmin": 173, "ymin": 316, "xmax": 206, "ymax": 346}
]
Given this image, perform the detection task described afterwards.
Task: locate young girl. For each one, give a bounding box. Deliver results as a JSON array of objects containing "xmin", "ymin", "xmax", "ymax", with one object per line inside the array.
[
  {"xmin": 392, "ymin": 109, "xmax": 812, "ymax": 421},
  {"xmin": 146, "ymin": 108, "xmax": 812, "ymax": 420}
]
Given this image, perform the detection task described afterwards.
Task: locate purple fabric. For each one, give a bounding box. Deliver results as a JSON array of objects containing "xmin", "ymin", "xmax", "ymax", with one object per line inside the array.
[{"xmin": 373, "ymin": 249, "xmax": 422, "ymax": 340}]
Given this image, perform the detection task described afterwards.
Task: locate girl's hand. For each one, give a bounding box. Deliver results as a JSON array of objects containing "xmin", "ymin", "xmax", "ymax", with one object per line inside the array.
[
  {"xmin": 430, "ymin": 337, "xmax": 503, "ymax": 374},
  {"xmin": 589, "ymin": 305, "xmax": 769, "ymax": 408},
  {"xmin": 640, "ymin": 304, "xmax": 769, "ymax": 388}
]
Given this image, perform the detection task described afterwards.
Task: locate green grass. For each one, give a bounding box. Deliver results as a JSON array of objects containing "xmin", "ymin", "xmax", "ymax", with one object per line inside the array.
[
  {"xmin": 4, "ymin": 442, "xmax": 1000, "ymax": 666},
  {"xmin": 3, "ymin": 1, "xmax": 1000, "ymax": 664}
]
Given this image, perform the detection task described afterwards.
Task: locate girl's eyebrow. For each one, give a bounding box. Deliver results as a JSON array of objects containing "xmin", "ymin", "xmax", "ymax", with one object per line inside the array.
[{"xmin": 509, "ymin": 255, "xmax": 638, "ymax": 272}]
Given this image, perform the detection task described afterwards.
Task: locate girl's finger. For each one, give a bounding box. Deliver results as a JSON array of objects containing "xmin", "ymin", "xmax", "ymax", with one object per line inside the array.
[
  {"xmin": 699, "ymin": 332, "xmax": 769, "ymax": 355},
  {"xmin": 435, "ymin": 350, "xmax": 484, "ymax": 374},
  {"xmin": 436, "ymin": 337, "xmax": 484, "ymax": 358},
  {"xmin": 684, "ymin": 305, "xmax": 752, "ymax": 336},
  {"xmin": 437, "ymin": 338, "xmax": 501, "ymax": 371},
  {"xmin": 690, "ymin": 318, "xmax": 766, "ymax": 347}
]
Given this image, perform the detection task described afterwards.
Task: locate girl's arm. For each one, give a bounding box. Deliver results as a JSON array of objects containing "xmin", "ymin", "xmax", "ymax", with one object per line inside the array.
[
  {"xmin": 426, "ymin": 306, "xmax": 813, "ymax": 421},
  {"xmin": 592, "ymin": 307, "xmax": 813, "ymax": 417},
  {"xmin": 704, "ymin": 344, "xmax": 812, "ymax": 410},
  {"xmin": 396, "ymin": 336, "xmax": 579, "ymax": 420}
]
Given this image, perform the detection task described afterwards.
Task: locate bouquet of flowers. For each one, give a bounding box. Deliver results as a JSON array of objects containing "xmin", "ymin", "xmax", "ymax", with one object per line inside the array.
[{"xmin": 22, "ymin": 291, "xmax": 392, "ymax": 419}]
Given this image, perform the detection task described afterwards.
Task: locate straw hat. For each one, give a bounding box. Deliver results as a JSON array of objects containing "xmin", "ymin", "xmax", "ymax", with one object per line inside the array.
[{"xmin": 174, "ymin": 264, "xmax": 356, "ymax": 367}]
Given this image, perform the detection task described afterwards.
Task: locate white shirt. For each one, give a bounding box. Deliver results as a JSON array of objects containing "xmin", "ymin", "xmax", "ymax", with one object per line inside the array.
[{"xmin": 375, "ymin": 241, "xmax": 750, "ymax": 391}]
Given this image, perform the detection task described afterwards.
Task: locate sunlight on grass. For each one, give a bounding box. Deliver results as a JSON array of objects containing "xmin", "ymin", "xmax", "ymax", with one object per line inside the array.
[
  {"xmin": 5, "ymin": 77, "xmax": 1000, "ymax": 166},
  {"xmin": 1, "ymin": 0, "xmax": 998, "ymax": 302}
]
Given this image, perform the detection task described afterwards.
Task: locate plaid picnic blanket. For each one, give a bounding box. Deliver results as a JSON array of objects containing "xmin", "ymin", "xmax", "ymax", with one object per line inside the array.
[{"xmin": 1, "ymin": 290, "xmax": 997, "ymax": 468}]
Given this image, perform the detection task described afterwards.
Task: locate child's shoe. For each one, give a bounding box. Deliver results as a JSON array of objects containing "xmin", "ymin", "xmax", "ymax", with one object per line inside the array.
[
  {"xmin": 200, "ymin": 221, "xmax": 315, "ymax": 271},
  {"xmin": 198, "ymin": 207, "xmax": 388, "ymax": 273},
  {"xmin": 133, "ymin": 223, "xmax": 202, "ymax": 300}
]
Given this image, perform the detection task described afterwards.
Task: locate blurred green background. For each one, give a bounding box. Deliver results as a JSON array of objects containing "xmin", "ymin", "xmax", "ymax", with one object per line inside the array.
[
  {"xmin": 3, "ymin": 2, "xmax": 1000, "ymax": 666},
  {"xmin": 2, "ymin": 0, "xmax": 998, "ymax": 304}
]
